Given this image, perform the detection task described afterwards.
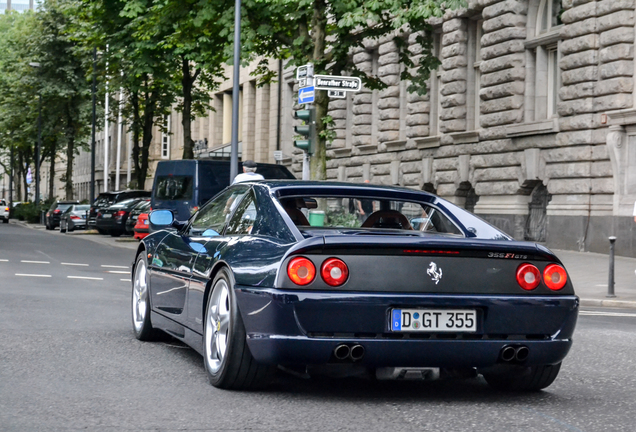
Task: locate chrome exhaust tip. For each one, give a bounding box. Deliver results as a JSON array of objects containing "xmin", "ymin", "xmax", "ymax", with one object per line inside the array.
[
  {"xmin": 350, "ymin": 344, "xmax": 365, "ymax": 361},
  {"xmin": 500, "ymin": 346, "xmax": 516, "ymax": 362},
  {"xmin": 515, "ymin": 346, "xmax": 529, "ymax": 362},
  {"xmin": 334, "ymin": 344, "xmax": 351, "ymax": 360}
]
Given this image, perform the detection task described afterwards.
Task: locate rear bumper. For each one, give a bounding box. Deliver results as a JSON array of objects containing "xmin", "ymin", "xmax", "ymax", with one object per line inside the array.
[{"xmin": 235, "ymin": 288, "xmax": 578, "ymax": 368}]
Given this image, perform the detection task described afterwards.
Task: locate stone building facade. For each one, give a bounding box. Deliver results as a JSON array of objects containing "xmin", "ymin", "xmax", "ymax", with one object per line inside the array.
[{"xmin": 300, "ymin": 0, "xmax": 636, "ymax": 257}]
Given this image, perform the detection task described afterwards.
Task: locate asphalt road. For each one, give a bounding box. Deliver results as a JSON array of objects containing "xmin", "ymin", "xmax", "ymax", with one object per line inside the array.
[{"xmin": 1, "ymin": 223, "xmax": 636, "ymax": 432}]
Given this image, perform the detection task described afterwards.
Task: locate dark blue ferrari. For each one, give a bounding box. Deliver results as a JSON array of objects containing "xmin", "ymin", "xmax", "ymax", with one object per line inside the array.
[{"xmin": 132, "ymin": 181, "xmax": 578, "ymax": 391}]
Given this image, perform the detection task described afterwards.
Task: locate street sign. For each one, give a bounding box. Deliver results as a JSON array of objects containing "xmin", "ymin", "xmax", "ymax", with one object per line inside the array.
[
  {"xmin": 298, "ymin": 86, "xmax": 315, "ymax": 104},
  {"xmin": 273, "ymin": 150, "xmax": 283, "ymax": 161},
  {"xmin": 314, "ymin": 75, "xmax": 362, "ymax": 92},
  {"xmin": 299, "ymin": 77, "xmax": 313, "ymax": 89},
  {"xmin": 296, "ymin": 64, "xmax": 314, "ymax": 80},
  {"xmin": 328, "ymin": 90, "xmax": 346, "ymax": 99}
]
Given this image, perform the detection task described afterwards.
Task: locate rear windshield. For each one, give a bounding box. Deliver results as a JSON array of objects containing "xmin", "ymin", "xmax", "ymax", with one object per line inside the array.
[
  {"xmin": 155, "ymin": 176, "xmax": 193, "ymax": 200},
  {"xmin": 75, "ymin": 205, "xmax": 90, "ymax": 211},
  {"xmin": 57, "ymin": 204, "xmax": 74, "ymax": 212},
  {"xmin": 277, "ymin": 195, "xmax": 463, "ymax": 236},
  {"xmin": 94, "ymin": 195, "xmax": 115, "ymax": 207}
]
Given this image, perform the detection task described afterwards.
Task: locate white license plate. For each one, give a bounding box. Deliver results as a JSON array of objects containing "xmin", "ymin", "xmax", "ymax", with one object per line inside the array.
[
  {"xmin": 102, "ymin": 214, "xmax": 112, "ymax": 219},
  {"xmin": 391, "ymin": 309, "xmax": 477, "ymax": 332}
]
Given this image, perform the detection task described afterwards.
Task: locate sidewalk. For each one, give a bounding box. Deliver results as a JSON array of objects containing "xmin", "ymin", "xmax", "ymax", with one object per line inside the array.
[{"xmin": 9, "ymin": 219, "xmax": 636, "ymax": 308}]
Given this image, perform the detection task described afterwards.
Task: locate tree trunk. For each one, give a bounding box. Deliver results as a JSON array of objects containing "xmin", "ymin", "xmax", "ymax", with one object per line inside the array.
[
  {"xmin": 309, "ymin": 0, "xmax": 328, "ymax": 180},
  {"xmin": 181, "ymin": 57, "xmax": 196, "ymax": 160},
  {"xmin": 139, "ymin": 86, "xmax": 157, "ymax": 190},
  {"xmin": 130, "ymin": 90, "xmax": 143, "ymax": 189},
  {"xmin": 48, "ymin": 143, "xmax": 56, "ymax": 200},
  {"xmin": 65, "ymin": 107, "xmax": 75, "ymax": 200}
]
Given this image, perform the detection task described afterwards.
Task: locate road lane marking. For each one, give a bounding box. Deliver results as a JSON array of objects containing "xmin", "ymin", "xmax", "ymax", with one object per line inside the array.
[
  {"xmin": 15, "ymin": 274, "xmax": 51, "ymax": 278},
  {"xmin": 107, "ymin": 270, "xmax": 130, "ymax": 274},
  {"xmin": 67, "ymin": 276, "xmax": 104, "ymax": 281},
  {"xmin": 0, "ymin": 259, "xmax": 8, "ymax": 262},
  {"xmin": 120, "ymin": 279, "xmax": 131, "ymax": 282},
  {"xmin": 61, "ymin": 262, "xmax": 89, "ymax": 267},
  {"xmin": 580, "ymin": 310, "xmax": 636, "ymax": 318},
  {"xmin": 21, "ymin": 260, "xmax": 50, "ymax": 264},
  {"xmin": 101, "ymin": 265, "xmax": 129, "ymax": 269}
]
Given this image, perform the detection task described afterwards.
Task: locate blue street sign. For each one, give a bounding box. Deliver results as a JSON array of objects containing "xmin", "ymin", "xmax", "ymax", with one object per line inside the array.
[{"xmin": 298, "ymin": 86, "xmax": 315, "ymax": 104}]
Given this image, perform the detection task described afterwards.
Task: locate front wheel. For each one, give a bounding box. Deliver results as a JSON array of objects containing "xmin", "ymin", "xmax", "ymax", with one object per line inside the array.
[
  {"xmin": 483, "ymin": 363, "xmax": 562, "ymax": 392},
  {"xmin": 131, "ymin": 252, "xmax": 161, "ymax": 341},
  {"xmin": 203, "ymin": 268, "xmax": 274, "ymax": 389}
]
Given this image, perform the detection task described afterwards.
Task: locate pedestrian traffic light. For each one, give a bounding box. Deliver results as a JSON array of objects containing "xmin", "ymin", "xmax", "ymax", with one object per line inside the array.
[{"xmin": 294, "ymin": 109, "xmax": 315, "ymax": 155}]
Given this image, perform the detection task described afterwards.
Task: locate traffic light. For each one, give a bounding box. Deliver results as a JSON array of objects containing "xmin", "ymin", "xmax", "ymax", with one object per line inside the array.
[{"xmin": 294, "ymin": 109, "xmax": 315, "ymax": 154}]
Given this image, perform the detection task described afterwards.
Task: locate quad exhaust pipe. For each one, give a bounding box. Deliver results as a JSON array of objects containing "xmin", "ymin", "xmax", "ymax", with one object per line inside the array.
[
  {"xmin": 333, "ymin": 344, "xmax": 365, "ymax": 361},
  {"xmin": 500, "ymin": 345, "xmax": 530, "ymax": 363}
]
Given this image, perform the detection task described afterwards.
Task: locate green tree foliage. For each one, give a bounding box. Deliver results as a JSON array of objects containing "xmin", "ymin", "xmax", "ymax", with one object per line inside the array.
[{"xmin": 240, "ymin": 0, "xmax": 463, "ymax": 179}]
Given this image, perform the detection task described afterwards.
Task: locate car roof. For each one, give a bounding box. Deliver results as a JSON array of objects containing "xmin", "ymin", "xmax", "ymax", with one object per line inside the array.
[{"xmin": 248, "ymin": 180, "xmax": 437, "ymax": 200}]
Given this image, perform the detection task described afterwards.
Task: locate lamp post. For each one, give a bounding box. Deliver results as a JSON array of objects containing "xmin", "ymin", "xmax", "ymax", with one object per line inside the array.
[
  {"xmin": 90, "ymin": 48, "xmax": 96, "ymax": 204},
  {"xmin": 29, "ymin": 62, "xmax": 42, "ymax": 207},
  {"xmin": 229, "ymin": 0, "xmax": 241, "ymax": 183}
]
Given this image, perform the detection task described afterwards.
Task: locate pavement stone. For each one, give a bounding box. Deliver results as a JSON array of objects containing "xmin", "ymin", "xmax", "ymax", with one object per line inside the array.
[{"xmin": 9, "ymin": 219, "xmax": 636, "ymax": 308}]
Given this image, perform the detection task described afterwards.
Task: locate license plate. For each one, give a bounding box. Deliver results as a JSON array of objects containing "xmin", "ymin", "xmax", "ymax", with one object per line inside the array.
[
  {"xmin": 102, "ymin": 214, "xmax": 112, "ymax": 219},
  {"xmin": 391, "ymin": 309, "xmax": 477, "ymax": 332}
]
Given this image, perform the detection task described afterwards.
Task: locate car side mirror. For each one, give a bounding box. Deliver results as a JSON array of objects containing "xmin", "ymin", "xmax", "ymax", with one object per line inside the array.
[{"xmin": 149, "ymin": 209, "xmax": 174, "ymax": 226}]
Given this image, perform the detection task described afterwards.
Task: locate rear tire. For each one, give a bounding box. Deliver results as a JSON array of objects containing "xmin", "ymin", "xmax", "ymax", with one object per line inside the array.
[
  {"xmin": 483, "ymin": 363, "xmax": 562, "ymax": 392},
  {"xmin": 2, "ymin": 218, "xmax": 8, "ymax": 224},
  {"xmin": 203, "ymin": 268, "xmax": 274, "ymax": 390},
  {"xmin": 110, "ymin": 230, "xmax": 122, "ymax": 237},
  {"xmin": 131, "ymin": 252, "xmax": 162, "ymax": 341}
]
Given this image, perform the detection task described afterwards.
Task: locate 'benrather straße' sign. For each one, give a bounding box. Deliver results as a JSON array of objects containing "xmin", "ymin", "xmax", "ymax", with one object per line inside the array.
[{"xmin": 314, "ymin": 75, "xmax": 362, "ymax": 92}]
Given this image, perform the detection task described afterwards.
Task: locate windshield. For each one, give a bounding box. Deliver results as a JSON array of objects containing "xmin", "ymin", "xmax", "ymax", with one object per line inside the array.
[
  {"xmin": 94, "ymin": 195, "xmax": 114, "ymax": 207},
  {"xmin": 277, "ymin": 195, "xmax": 463, "ymax": 236},
  {"xmin": 155, "ymin": 175, "xmax": 193, "ymax": 200}
]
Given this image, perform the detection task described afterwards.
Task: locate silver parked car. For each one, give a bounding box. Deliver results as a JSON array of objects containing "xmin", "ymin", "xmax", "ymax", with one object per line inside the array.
[
  {"xmin": 0, "ymin": 199, "xmax": 8, "ymax": 223},
  {"xmin": 60, "ymin": 204, "xmax": 90, "ymax": 233}
]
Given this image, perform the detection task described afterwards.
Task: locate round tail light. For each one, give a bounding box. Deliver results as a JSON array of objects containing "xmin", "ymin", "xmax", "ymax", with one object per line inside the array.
[
  {"xmin": 543, "ymin": 264, "xmax": 567, "ymax": 290},
  {"xmin": 287, "ymin": 257, "xmax": 316, "ymax": 286},
  {"xmin": 516, "ymin": 263, "xmax": 541, "ymax": 290},
  {"xmin": 321, "ymin": 258, "xmax": 349, "ymax": 286}
]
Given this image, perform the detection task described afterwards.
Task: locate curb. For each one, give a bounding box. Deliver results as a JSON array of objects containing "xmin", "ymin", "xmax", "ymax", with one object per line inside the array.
[{"xmin": 580, "ymin": 298, "xmax": 636, "ymax": 309}]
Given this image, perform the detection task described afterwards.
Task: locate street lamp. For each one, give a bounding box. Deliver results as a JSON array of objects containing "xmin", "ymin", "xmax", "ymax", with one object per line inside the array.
[{"xmin": 29, "ymin": 62, "xmax": 42, "ymax": 208}]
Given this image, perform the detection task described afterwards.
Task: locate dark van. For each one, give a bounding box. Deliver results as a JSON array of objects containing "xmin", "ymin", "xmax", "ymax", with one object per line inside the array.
[{"xmin": 151, "ymin": 160, "xmax": 295, "ymax": 221}]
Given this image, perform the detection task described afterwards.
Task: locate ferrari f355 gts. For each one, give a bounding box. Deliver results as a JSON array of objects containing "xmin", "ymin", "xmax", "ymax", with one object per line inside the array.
[{"xmin": 131, "ymin": 181, "xmax": 578, "ymax": 391}]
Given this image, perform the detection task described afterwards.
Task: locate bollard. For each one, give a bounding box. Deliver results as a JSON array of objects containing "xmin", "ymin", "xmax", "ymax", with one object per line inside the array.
[{"xmin": 607, "ymin": 236, "xmax": 617, "ymax": 298}]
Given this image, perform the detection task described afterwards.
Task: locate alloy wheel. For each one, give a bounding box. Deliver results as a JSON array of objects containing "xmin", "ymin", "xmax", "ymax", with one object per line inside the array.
[
  {"xmin": 205, "ymin": 279, "xmax": 230, "ymax": 374},
  {"xmin": 132, "ymin": 259, "xmax": 148, "ymax": 333}
]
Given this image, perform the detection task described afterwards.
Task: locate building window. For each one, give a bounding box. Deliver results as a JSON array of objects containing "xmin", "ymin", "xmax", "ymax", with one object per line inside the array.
[
  {"xmin": 538, "ymin": 0, "xmax": 562, "ymax": 34},
  {"xmin": 430, "ymin": 32, "xmax": 442, "ymax": 136},
  {"xmin": 467, "ymin": 19, "xmax": 483, "ymax": 130},
  {"xmin": 161, "ymin": 115, "xmax": 170, "ymax": 159},
  {"xmin": 525, "ymin": 0, "xmax": 562, "ymax": 122}
]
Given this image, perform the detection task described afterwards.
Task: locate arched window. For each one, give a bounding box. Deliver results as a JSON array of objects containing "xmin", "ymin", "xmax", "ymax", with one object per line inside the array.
[{"xmin": 537, "ymin": 0, "xmax": 563, "ymax": 34}]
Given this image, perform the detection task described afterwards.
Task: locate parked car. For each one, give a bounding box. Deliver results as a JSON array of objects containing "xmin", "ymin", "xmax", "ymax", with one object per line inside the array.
[
  {"xmin": 88, "ymin": 190, "xmax": 150, "ymax": 233},
  {"xmin": 0, "ymin": 199, "xmax": 8, "ymax": 223},
  {"xmin": 45, "ymin": 200, "xmax": 79, "ymax": 230},
  {"xmin": 59, "ymin": 204, "xmax": 90, "ymax": 233},
  {"xmin": 133, "ymin": 181, "xmax": 578, "ymax": 391},
  {"xmin": 125, "ymin": 199, "xmax": 151, "ymax": 235},
  {"xmin": 133, "ymin": 212, "xmax": 150, "ymax": 240},
  {"xmin": 95, "ymin": 197, "xmax": 146, "ymax": 237},
  {"xmin": 151, "ymin": 159, "xmax": 295, "ymax": 222}
]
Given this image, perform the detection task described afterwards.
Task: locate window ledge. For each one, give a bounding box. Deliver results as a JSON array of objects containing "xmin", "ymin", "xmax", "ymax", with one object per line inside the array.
[
  {"xmin": 331, "ymin": 147, "xmax": 352, "ymax": 157},
  {"xmin": 355, "ymin": 144, "xmax": 378, "ymax": 154},
  {"xmin": 506, "ymin": 118, "xmax": 559, "ymax": 137},
  {"xmin": 608, "ymin": 109, "xmax": 636, "ymax": 126},
  {"xmin": 383, "ymin": 140, "xmax": 408, "ymax": 152},
  {"xmin": 524, "ymin": 30, "xmax": 561, "ymax": 49},
  {"xmin": 449, "ymin": 130, "xmax": 480, "ymax": 144},
  {"xmin": 414, "ymin": 136, "xmax": 441, "ymax": 149}
]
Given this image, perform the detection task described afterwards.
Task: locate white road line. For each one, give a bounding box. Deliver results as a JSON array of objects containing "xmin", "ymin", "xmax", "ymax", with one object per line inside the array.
[
  {"xmin": 120, "ymin": 279, "xmax": 131, "ymax": 282},
  {"xmin": 107, "ymin": 270, "xmax": 130, "ymax": 274},
  {"xmin": 61, "ymin": 262, "xmax": 89, "ymax": 267},
  {"xmin": 580, "ymin": 311, "xmax": 636, "ymax": 318},
  {"xmin": 101, "ymin": 265, "xmax": 129, "ymax": 269},
  {"xmin": 0, "ymin": 259, "xmax": 8, "ymax": 262},
  {"xmin": 15, "ymin": 273, "xmax": 51, "ymax": 278},
  {"xmin": 21, "ymin": 260, "xmax": 50, "ymax": 264},
  {"xmin": 67, "ymin": 276, "xmax": 104, "ymax": 281}
]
